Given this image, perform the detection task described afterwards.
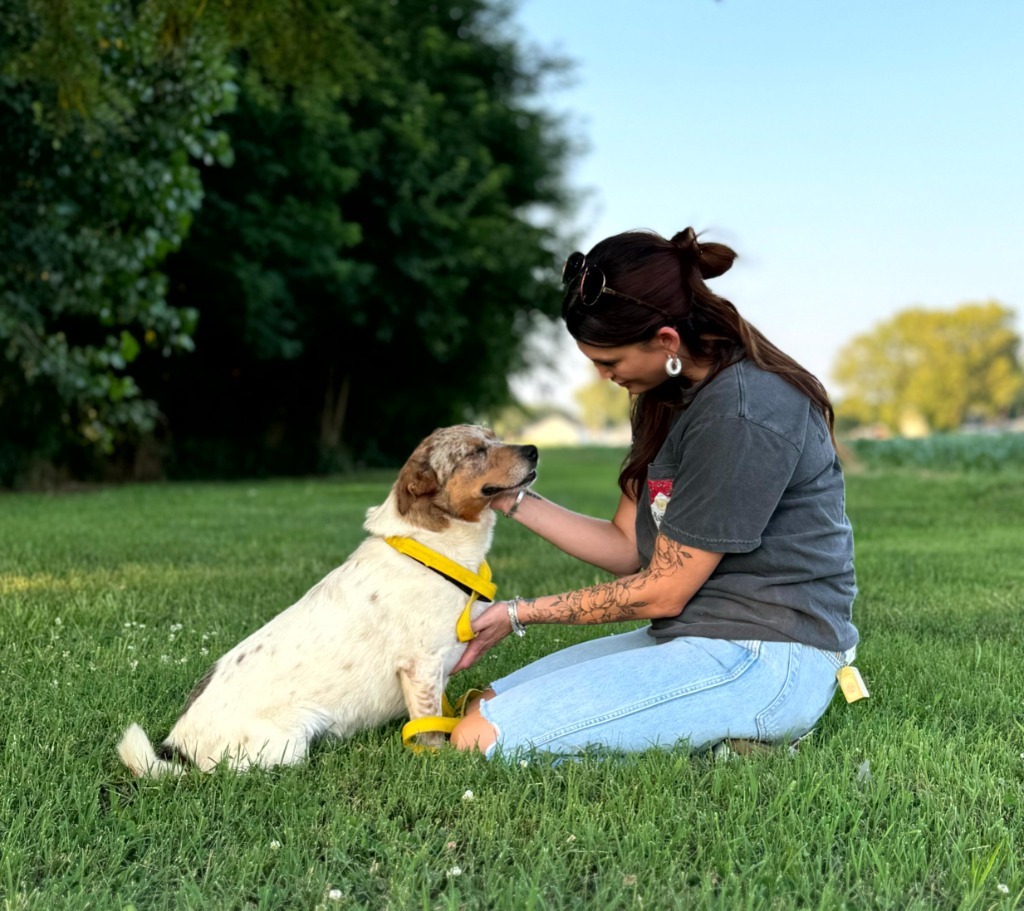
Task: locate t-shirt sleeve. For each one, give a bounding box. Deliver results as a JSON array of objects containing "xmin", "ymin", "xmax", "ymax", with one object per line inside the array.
[{"xmin": 657, "ymin": 415, "xmax": 802, "ymax": 553}]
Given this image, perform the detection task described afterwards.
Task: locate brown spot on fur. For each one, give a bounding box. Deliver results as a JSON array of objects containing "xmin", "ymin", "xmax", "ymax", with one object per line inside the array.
[
  {"xmin": 236, "ymin": 652, "xmax": 246, "ymax": 665},
  {"xmin": 394, "ymin": 449, "xmax": 450, "ymax": 532},
  {"xmin": 182, "ymin": 662, "xmax": 218, "ymax": 712},
  {"xmin": 254, "ymin": 644, "xmax": 263, "ymax": 653},
  {"xmin": 395, "ymin": 452, "xmax": 439, "ymax": 511},
  {"xmin": 369, "ymin": 592, "xmax": 379, "ymax": 603}
]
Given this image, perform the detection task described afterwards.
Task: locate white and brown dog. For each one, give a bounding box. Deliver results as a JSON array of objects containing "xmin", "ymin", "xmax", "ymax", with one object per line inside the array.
[{"xmin": 117, "ymin": 425, "xmax": 537, "ymax": 775}]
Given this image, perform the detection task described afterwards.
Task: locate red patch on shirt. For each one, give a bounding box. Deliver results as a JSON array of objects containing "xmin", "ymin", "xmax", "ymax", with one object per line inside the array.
[{"xmin": 648, "ymin": 478, "xmax": 673, "ymax": 503}]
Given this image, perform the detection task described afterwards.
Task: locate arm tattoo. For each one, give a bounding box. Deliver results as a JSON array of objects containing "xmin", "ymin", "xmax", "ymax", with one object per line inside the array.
[{"xmin": 544, "ymin": 534, "xmax": 693, "ymax": 625}]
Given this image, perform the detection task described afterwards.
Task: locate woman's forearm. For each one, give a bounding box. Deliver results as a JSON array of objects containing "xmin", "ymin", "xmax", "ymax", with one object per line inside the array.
[
  {"xmin": 516, "ymin": 535, "xmax": 724, "ymax": 625},
  {"xmin": 452, "ymin": 536, "xmax": 724, "ymax": 675},
  {"xmin": 504, "ymin": 490, "xmax": 641, "ymax": 576}
]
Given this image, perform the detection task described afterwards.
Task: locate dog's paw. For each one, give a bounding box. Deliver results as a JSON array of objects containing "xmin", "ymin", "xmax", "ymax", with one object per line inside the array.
[{"xmin": 414, "ymin": 730, "xmax": 448, "ymax": 751}]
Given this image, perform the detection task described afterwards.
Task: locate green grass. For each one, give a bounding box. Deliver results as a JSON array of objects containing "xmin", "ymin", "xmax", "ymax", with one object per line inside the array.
[{"xmin": 1, "ymin": 451, "xmax": 1023, "ymax": 910}]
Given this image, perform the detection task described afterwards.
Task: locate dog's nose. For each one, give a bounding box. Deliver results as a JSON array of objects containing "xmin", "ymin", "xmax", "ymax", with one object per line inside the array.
[{"xmin": 518, "ymin": 444, "xmax": 539, "ymax": 464}]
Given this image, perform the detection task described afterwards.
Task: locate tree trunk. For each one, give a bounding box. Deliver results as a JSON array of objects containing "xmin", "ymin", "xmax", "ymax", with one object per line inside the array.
[{"xmin": 320, "ymin": 367, "xmax": 351, "ymax": 455}]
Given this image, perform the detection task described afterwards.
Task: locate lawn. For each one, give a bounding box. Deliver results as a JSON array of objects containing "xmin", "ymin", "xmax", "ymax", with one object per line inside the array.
[{"xmin": 1, "ymin": 448, "xmax": 1022, "ymax": 910}]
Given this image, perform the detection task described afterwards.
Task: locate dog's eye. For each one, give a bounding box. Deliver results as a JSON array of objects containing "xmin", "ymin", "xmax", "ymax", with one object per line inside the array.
[{"xmin": 475, "ymin": 446, "xmax": 488, "ymax": 456}]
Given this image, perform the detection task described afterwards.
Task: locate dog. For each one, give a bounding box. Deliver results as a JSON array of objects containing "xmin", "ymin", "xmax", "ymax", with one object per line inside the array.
[{"xmin": 117, "ymin": 425, "xmax": 538, "ymax": 775}]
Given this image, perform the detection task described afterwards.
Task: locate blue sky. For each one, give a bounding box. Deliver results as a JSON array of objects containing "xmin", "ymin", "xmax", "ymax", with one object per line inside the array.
[{"xmin": 509, "ymin": 0, "xmax": 1024, "ymax": 409}]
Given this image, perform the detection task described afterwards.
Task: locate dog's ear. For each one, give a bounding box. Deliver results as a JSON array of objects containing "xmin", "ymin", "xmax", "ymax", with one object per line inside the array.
[{"xmin": 395, "ymin": 458, "xmax": 439, "ymax": 515}]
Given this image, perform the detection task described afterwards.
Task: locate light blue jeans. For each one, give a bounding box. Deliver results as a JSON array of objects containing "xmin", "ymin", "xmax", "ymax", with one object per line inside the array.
[{"xmin": 479, "ymin": 628, "xmax": 854, "ymax": 759}]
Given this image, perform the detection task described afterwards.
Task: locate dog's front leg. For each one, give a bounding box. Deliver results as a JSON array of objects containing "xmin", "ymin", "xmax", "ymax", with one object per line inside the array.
[{"xmin": 397, "ymin": 657, "xmax": 448, "ymax": 749}]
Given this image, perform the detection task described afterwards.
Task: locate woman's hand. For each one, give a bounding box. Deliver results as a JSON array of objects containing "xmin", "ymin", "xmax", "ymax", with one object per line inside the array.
[
  {"xmin": 451, "ymin": 600, "xmax": 513, "ymax": 673},
  {"xmin": 488, "ymin": 491, "xmax": 517, "ymax": 515}
]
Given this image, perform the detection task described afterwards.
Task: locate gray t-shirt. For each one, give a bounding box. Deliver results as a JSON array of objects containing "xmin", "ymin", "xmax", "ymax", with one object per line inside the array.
[{"xmin": 637, "ymin": 360, "xmax": 858, "ymax": 651}]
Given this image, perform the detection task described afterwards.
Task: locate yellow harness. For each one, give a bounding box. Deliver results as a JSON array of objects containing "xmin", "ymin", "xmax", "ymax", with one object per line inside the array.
[
  {"xmin": 384, "ymin": 535, "xmax": 496, "ymax": 751},
  {"xmin": 384, "ymin": 535, "xmax": 496, "ymax": 642}
]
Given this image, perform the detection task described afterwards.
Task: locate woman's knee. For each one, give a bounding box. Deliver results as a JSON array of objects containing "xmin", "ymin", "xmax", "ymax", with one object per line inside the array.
[
  {"xmin": 450, "ymin": 712, "xmax": 497, "ymax": 753},
  {"xmin": 461, "ymin": 688, "xmax": 496, "ymax": 719}
]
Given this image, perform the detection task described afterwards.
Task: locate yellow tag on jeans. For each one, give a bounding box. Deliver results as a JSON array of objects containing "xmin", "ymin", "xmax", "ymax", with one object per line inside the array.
[{"xmin": 837, "ymin": 666, "xmax": 870, "ymax": 703}]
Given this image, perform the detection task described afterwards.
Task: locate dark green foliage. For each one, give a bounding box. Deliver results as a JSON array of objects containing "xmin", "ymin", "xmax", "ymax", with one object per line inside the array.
[
  {"xmin": 0, "ymin": 1, "xmax": 235, "ymax": 484},
  {"xmin": 155, "ymin": 0, "xmax": 573, "ymax": 476},
  {"xmin": 0, "ymin": 0, "xmax": 574, "ymax": 483}
]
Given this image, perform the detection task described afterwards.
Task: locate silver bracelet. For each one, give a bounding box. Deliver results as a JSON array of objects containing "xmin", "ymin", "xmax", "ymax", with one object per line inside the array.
[
  {"xmin": 504, "ymin": 487, "xmax": 528, "ymax": 518},
  {"xmin": 506, "ymin": 597, "xmax": 527, "ymax": 638}
]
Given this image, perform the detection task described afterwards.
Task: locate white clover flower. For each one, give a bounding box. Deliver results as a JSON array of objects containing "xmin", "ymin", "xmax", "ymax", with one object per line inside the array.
[
  {"xmin": 566, "ymin": 834, "xmax": 576, "ymax": 844},
  {"xmin": 998, "ymin": 884, "xmax": 1010, "ymax": 894},
  {"xmin": 327, "ymin": 888, "xmax": 342, "ymax": 900},
  {"xmin": 462, "ymin": 789, "xmax": 475, "ymax": 801},
  {"xmin": 270, "ymin": 840, "xmax": 281, "ymax": 850},
  {"xmin": 446, "ymin": 866, "xmax": 462, "ymax": 878},
  {"xmin": 130, "ymin": 660, "xmax": 139, "ymax": 671},
  {"xmin": 54, "ymin": 617, "xmax": 62, "ymax": 626}
]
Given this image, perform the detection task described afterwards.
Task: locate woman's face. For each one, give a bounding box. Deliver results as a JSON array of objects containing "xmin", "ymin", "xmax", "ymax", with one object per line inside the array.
[{"xmin": 575, "ymin": 339, "xmax": 674, "ymax": 395}]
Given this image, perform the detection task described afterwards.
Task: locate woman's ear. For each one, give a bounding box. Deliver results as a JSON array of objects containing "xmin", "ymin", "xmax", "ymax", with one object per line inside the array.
[{"xmin": 653, "ymin": 326, "xmax": 681, "ymax": 354}]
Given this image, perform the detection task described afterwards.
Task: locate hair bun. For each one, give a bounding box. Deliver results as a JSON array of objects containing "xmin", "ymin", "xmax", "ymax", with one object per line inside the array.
[
  {"xmin": 670, "ymin": 227, "xmax": 702, "ymax": 260},
  {"xmin": 671, "ymin": 227, "xmax": 735, "ymax": 280}
]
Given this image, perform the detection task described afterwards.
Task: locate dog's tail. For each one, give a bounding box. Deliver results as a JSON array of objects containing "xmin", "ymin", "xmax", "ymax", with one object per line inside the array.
[{"xmin": 117, "ymin": 723, "xmax": 183, "ymax": 778}]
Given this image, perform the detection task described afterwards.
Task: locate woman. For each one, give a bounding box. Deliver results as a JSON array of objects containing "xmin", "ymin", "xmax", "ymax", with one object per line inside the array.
[{"xmin": 450, "ymin": 227, "xmax": 858, "ymax": 758}]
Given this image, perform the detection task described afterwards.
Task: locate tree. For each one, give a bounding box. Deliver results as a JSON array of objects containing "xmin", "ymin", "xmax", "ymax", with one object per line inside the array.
[
  {"xmin": 575, "ymin": 378, "xmax": 631, "ymax": 432},
  {"xmin": 152, "ymin": 0, "xmax": 574, "ymax": 474},
  {"xmin": 0, "ymin": 1, "xmax": 238, "ymax": 483},
  {"xmin": 832, "ymin": 302, "xmax": 1023, "ymax": 433},
  {"xmin": 0, "ymin": 0, "xmax": 374, "ymax": 483}
]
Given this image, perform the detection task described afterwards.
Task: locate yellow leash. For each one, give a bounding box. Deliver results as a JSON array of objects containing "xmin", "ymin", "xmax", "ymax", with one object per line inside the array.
[
  {"xmin": 384, "ymin": 537, "xmax": 495, "ymax": 751},
  {"xmin": 401, "ymin": 690, "xmax": 485, "ymax": 752}
]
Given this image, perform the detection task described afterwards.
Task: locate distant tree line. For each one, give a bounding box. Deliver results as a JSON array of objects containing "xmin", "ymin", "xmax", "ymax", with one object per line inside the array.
[
  {"xmin": 833, "ymin": 301, "xmax": 1023, "ymax": 435},
  {"xmin": 0, "ymin": 0, "xmax": 575, "ymax": 485}
]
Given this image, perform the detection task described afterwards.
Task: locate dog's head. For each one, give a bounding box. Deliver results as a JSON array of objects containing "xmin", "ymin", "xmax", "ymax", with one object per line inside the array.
[{"xmin": 394, "ymin": 425, "xmax": 538, "ymax": 530}]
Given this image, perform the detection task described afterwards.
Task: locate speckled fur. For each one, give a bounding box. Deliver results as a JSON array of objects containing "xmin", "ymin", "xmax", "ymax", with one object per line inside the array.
[{"xmin": 117, "ymin": 425, "xmax": 537, "ymax": 775}]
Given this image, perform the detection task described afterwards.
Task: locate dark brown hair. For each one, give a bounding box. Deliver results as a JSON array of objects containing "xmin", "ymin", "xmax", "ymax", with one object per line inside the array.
[{"xmin": 561, "ymin": 228, "xmax": 835, "ymax": 499}]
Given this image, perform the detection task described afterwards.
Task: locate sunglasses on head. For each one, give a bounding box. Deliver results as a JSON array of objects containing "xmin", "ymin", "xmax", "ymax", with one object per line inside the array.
[{"xmin": 561, "ymin": 252, "xmax": 667, "ymax": 314}]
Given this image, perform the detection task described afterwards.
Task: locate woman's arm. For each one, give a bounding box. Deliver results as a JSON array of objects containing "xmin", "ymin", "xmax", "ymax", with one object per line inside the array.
[
  {"xmin": 451, "ymin": 533, "xmax": 723, "ymax": 673},
  {"xmin": 493, "ymin": 489, "xmax": 641, "ymax": 577}
]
